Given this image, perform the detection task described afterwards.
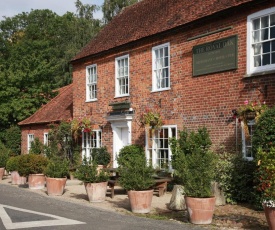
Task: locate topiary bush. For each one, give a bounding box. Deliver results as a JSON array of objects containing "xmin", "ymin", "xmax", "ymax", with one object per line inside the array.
[
  {"xmin": 75, "ymin": 156, "xmax": 109, "ymax": 183},
  {"xmin": 170, "ymin": 127, "xmax": 212, "ymax": 185},
  {"xmin": 44, "ymin": 157, "xmax": 69, "ymax": 178},
  {"xmin": 117, "ymin": 145, "xmax": 154, "ymax": 191},
  {"xmin": 91, "ymin": 147, "xmax": 111, "ymax": 166},
  {"xmin": 6, "ymin": 155, "xmax": 21, "ymax": 172},
  {"xmin": 18, "ymin": 154, "xmax": 49, "ymax": 176}
]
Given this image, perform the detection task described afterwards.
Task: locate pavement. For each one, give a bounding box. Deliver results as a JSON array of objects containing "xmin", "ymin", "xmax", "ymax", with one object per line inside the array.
[{"xmin": 0, "ymin": 175, "xmax": 175, "ymax": 218}]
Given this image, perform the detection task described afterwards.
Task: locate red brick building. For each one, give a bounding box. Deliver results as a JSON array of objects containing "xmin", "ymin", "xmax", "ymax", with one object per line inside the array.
[
  {"xmin": 18, "ymin": 84, "xmax": 73, "ymax": 154},
  {"xmin": 70, "ymin": 0, "xmax": 275, "ymax": 168},
  {"xmin": 20, "ymin": 0, "xmax": 275, "ymax": 169}
]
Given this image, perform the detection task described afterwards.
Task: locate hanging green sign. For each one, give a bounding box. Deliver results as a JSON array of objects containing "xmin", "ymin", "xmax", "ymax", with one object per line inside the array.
[{"xmin": 193, "ymin": 35, "xmax": 238, "ymax": 76}]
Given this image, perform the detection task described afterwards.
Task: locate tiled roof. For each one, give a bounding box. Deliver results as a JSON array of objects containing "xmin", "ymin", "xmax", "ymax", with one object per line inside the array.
[
  {"xmin": 18, "ymin": 84, "xmax": 73, "ymax": 126},
  {"xmin": 72, "ymin": 0, "xmax": 258, "ymax": 61}
]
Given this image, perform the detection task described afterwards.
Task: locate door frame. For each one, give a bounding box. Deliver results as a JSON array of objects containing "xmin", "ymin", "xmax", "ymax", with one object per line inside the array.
[{"xmin": 107, "ymin": 113, "xmax": 134, "ymax": 167}]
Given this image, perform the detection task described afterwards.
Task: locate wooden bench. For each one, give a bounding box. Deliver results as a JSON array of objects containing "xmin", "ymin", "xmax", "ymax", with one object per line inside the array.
[
  {"xmin": 108, "ymin": 177, "xmax": 172, "ymax": 198},
  {"xmin": 153, "ymin": 178, "xmax": 172, "ymax": 197},
  {"xmin": 107, "ymin": 179, "xmax": 117, "ymax": 198}
]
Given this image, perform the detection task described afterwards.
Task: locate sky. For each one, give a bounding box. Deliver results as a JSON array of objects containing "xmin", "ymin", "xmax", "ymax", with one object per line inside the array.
[{"xmin": 0, "ymin": 0, "xmax": 104, "ymax": 20}]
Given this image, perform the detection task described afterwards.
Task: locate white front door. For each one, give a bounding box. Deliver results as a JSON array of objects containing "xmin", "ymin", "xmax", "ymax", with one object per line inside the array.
[
  {"xmin": 107, "ymin": 113, "xmax": 134, "ymax": 168},
  {"xmin": 113, "ymin": 126, "xmax": 130, "ymax": 167}
]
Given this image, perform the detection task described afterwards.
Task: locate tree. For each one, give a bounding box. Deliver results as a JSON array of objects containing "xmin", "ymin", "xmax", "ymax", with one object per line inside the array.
[
  {"xmin": 0, "ymin": 2, "xmax": 101, "ymax": 132},
  {"xmin": 102, "ymin": 0, "xmax": 138, "ymax": 24}
]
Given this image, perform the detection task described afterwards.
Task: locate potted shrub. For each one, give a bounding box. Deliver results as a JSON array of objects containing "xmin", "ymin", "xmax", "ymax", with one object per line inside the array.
[
  {"xmin": 75, "ymin": 156, "xmax": 109, "ymax": 202},
  {"xmin": 6, "ymin": 155, "xmax": 27, "ymax": 185},
  {"xmin": 18, "ymin": 154, "xmax": 49, "ymax": 189},
  {"xmin": 255, "ymin": 147, "xmax": 275, "ymax": 229},
  {"xmin": 91, "ymin": 146, "xmax": 111, "ymax": 168},
  {"xmin": 117, "ymin": 145, "xmax": 155, "ymax": 214},
  {"xmin": 0, "ymin": 143, "xmax": 10, "ymax": 180},
  {"xmin": 170, "ymin": 127, "xmax": 217, "ymax": 224},
  {"xmin": 44, "ymin": 157, "xmax": 69, "ymax": 196}
]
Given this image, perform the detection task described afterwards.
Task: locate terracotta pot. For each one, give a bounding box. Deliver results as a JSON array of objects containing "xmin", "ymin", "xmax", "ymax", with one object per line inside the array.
[
  {"xmin": 46, "ymin": 177, "xmax": 67, "ymax": 196},
  {"xmin": 28, "ymin": 174, "xmax": 45, "ymax": 189},
  {"xmin": 0, "ymin": 167, "xmax": 5, "ymax": 180},
  {"xmin": 185, "ymin": 196, "xmax": 216, "ymax": 224},
  {"xmin": 84, "ymin": 181, "xmax": 107, "ymax": 203},
  {"xmin": 264, "ymin": 206, "xmax": 275, "ymax": 230},
  {"xmin": 11, "ymin": 171, "xmax": 27, "ymax": 185},
  {"xmin": 128, "ymin": 190, "xmax": 154, "ymax": 214}
]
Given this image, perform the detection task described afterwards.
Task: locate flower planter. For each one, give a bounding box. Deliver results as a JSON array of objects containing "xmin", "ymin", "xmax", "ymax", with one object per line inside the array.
[
  {"xmin": 245, "ymin": 111, "xmax": 256, "ymax": 120},
  {"xmin": 84, "ymin": 181, "xmax": 107, "ymax": 203},
  {"xmin": 28, "ymin": 174, "xmax": 45, "ymax": 189},
  {"xmin": 185, "ymin": 196, "xmax": 216, "ymax": 225},
  {"xmin": 264, "ymin": 206, "xmax": 275, "ymax": 230},
  {"xmin": 46, "ymin": 177, "xmax": 67, "ymax": 196},
  {"xmin": 0, "ymin": 167, "xmax": 5, "ymax": 180},
  {"xmin": 128, "ymin": 190, "xmax": 154, "ymax": 213},
  {"xmin": 11, "ymin": 171, "xmax": 27, "ymax": 185}
]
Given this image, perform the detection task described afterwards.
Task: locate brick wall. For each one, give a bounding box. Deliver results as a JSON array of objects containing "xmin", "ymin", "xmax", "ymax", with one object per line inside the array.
[
  {"xmin": 20, "ymin": 124, "xmax": 51, "ymax": 154},
  {"xmin": 72, "ymin": 1, "xmax": 275, "ymax": 156}
]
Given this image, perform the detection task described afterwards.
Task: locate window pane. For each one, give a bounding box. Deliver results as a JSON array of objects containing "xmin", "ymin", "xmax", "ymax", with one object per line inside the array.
[
  {"xmin": 263, "ymin": 41, "xmax": 270, "ymax": 53},
  {"xmin": 160, "ymin": 48, "xmax": 163, "ymax": 58},
  {"xmin": 272, "ymin": 41, "xmax": 275, "ymax": 52},
  {"xmin": 272, "ymin": 52, "xmax": 275, "ymax": 64},
  {"xmin": 261, "ymin": 16, "xmax": 269, "ymax": 28},
  {"xmin": 263, "ymin": 53, "xmax": 270, "ymax": 65},
  {"xmin": 271, "ymin": 27, "xmax": 275, "ymax": 39},
  {"xmin": 271, "ymin": 14, "xmax": 275, "ymax": 26},
  {"xmin": 252, "ymin": 31, "xmax": 260, "ymax": 43},
  {"xmin": 261, "ymin": 28, "xmax": 269, "ymax": 40},
  {"xmin": 164, "ymin": 56, "xmax": 169, "ymax": 67},
  {"xmin": 253, "ymin": 18, "xmax": 260, "ymax": 30},
  {"xmin": 164, "ymin": 46, "xmax": 168, "ymax": 56},
  {"xmin": 253, "ymin": 43, "xmax": 261, "ymax": 55},
  {"xmin": 254, "ymin": 55, "xmax": 261, "ymax": 67}
]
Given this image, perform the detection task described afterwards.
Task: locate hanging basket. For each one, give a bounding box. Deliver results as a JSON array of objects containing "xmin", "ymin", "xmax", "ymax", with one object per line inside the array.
[{"xmin": 245, "ymin": 111, "xmax": 256, "ymax": 120}]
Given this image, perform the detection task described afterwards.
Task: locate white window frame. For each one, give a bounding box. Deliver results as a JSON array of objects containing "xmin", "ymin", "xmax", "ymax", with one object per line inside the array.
[
  {"xmin": 241, "ymin": 120, "xmax": 255, "ymax": 161},
  {"xmin": 146, "ymin": 125, "xmax": 177, "ymax": 170},
  {"xmin": 152, "ymin": 43, "xmax": 170, "ymax": 92},
  {"xmin": 247, "ymin": 7, "xmax": 275, "ymax": 76},
  {"xmin": 44, "ymin": 133, "xmax": 48, "ymax": 146},
  {"xmin": 86, "ymin": 64, "xmax": 97, "ymax": 101},
  {"xmin": 27, "ymin": 134, "xmax": 34, "ymax": 153},
  {"xmin": 115, "ymin": 54, "xmax": 129, "ymax": 97},
  {"xmin": 82, "ymin": 130, "xmax": 102, "ymax": 159}
]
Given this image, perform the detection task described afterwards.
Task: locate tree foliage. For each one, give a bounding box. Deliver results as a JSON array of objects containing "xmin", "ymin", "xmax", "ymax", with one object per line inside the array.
[
  {"xmin": 102, "ymin": 0, "xmax": 138, "ymax": 24},
  {"xmin": 0, "ymin": 1, "xmax": 101, "ymax": 136}
]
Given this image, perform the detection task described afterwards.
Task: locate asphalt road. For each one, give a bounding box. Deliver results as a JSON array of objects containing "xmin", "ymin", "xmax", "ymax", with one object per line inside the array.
[{"xmin": 0, "ymin": 184, "xmax": 204, "ymax": 230}]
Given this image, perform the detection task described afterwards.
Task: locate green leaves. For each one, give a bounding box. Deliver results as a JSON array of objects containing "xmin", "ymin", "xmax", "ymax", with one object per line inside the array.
[
  {"xmin": 0, "ymin": 7, "xmax": 101, "ymax": 131},
  {"xmin": 170, "ymin": 127, "xmax": 217, "ymax": 198},
  {"xmin": 117, "ymin": 145, "xmax": 154, "ymax": 191}
]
